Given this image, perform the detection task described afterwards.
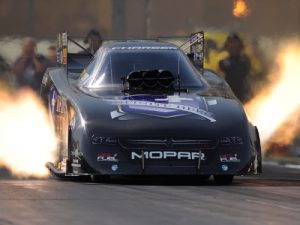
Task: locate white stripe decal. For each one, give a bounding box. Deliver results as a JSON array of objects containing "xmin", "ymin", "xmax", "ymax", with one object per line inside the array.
[{"xmin": 106, "ymin": 99, "xmax": 216, "ymax": 122}]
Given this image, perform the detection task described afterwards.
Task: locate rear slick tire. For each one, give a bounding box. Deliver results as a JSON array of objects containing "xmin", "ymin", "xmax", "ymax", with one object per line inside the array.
[{"xmin": 214, "ymin": 175, "xmax": 234, "ymax": 185}]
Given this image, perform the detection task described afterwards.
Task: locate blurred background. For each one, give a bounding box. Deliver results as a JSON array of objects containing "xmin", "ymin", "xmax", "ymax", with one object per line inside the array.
[
  {"xmin": 1, "ymin": 0, "xmax": 300, "ymax": 38},
  {"xmin": 1, "ymin": 0, "xmax": 300, "ymax": 166},
  {"xmin": 0, "ymin": 0, "xmax": 297, "ymax": 65}
]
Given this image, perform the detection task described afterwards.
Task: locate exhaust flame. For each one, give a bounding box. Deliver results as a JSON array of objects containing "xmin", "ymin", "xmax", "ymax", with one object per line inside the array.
[
  {"xmin": 0, "ymin": 88, "xmax": 57, "ymax": 178},
  {"xmin": 233, "ymin": 0, "xmax": 251, "ymax": 18},
  {"xmin": 245, "ymin": 42, "xmax": 300, "ymax": 152}
]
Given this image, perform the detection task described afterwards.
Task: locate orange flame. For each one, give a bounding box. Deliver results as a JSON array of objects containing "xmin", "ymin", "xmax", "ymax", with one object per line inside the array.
[
  {"xmin": 267, "ymin": 110, "xmax": 300, "ymax": 147},
  {"xmin": 0, "ymin": 88, "xmax": 57, "ymax": 178},
  {"xmin": 233, "ymin": 0, "xmax": 251, "ymax": 18},
  {"xmin": 245, "ymin": 42, "xmax": 300, "ymax": 152}
]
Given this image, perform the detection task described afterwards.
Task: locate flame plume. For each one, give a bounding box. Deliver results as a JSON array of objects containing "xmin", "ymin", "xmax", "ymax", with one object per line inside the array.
[
  {"xmin": 233, "ymin": 0, "xmax": 251, "ymax": 18},
  {"xmin": 0, "ymin": 88, "xmax": 57, "ymax": 178},
  {"xmin": 245, "ymin": 42, "xmax": 300, "ymax": 152}
]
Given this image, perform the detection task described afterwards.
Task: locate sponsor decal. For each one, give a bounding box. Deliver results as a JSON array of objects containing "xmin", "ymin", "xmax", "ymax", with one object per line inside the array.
[
  {"xmin": 220, "ymin": 154, "xmax": 240, "ymax": 163},
  {"xmin": 55, "ymin": 95, "xmax": 67, "ymax": 113},
  {"xmin": 131, "ymin": 151, "xmax": 206, "ymax": 160},
  {"xmin": 97, "ymin": 153, "xmax": 119, "ymax": 162},
  {"xmin": 112, "ymin": 46, "xmax": 178, "ymax": 50},
  {"xmin": 71, "ymin": 163, "xmax": 81, "ymax": 168},
  {"xmin": 111, "ymin": 164, "xmax": 118, "ymax": 171},
  {"xmin": 155, "ymin": 96, "xmax": 193, "ymax": 103},
  {"xmin": 206, "ymin": 99, "xmax": 217, "ymax": 106},
  {"xmin": 48, "ymin": 86, "xmax": 67, "ymax": 116},
  {"xmin": 220, "ymin": 137, "xmax": 243, "ymax": 145},
  {"xmin": 48, "ymin": 86, "xmax": 57, "ymax": 119},
  {"xmin": 222, "ymin": 164, "xmax": 229, "ymax": 171},
  {"xmin": 71, "ymin": 148, "xmax": 83, "ymax": 157},
  {"xmin": 91, "ymin": 136, "xmax": 117, "ymax": 145},
  {"xmin": 105, "ymin": 95, "xmax": 216, "ymax": 122}
]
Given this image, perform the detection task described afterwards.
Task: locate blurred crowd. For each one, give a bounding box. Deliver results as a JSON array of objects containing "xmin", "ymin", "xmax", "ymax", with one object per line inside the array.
[
  {"xmin": 204, "ymin": 32, "xmax": 269, "ymax": 103},
  {"xmin": 0, "ymin": 29, "xmax": 103, "ymax": 93},
  {"xmin": 0, "ymin": 37, "xmax": 56, "ymax": 92},
  {"xmin": 0, "ymin": 30, "xmax": 269, "ymax": 105}
]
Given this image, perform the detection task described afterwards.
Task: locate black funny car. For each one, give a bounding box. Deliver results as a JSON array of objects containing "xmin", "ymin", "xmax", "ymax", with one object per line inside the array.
[{"xmin": 41, "ymin": 32, "xmax": 261, "ymax": 184}]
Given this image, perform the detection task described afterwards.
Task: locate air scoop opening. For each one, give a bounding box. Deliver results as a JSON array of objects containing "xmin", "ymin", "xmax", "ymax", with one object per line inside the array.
[{"xmin": 123, "ymin": 69, "xmax": 175, "ymax": 91}]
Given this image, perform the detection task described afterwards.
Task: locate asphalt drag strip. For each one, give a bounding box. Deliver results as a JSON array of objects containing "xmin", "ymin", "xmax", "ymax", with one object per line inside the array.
[{"xmin": 0, "ymin": 163, "xmax": 300, "ymax": 225}]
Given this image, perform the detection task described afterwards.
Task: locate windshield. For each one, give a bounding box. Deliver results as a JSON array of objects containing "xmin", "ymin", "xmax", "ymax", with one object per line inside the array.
[{"xmin": 79, "ymin": 49, "xmax": 204, "ymax": 89}]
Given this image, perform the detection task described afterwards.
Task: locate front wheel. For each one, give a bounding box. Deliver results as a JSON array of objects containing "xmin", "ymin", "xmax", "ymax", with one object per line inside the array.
[
  {"xmin": 214, "ymin": 175, "xmax": 234, "ymax": 185},
  {"xmin": 198, "ymin": 175, "xmax": 211, "ymax": 181},
  {"xmin": 90, "ymin": 175, "xmax": 111, "ymax": 183}
]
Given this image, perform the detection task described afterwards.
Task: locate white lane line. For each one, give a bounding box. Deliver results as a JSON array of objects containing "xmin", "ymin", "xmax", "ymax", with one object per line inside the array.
[
  {"xmin": 246, "ymin": 199, "xmax": 299, "ymax": 211},
  {"xmin": 263, "ymin": 161, "xmax": 279, "ymax": 166},
  {"xmin": 263, "ymin": 161, "xmax": 300, "ymax": 170},
  {"xmin": 285, "ymin": 164, "xmax": 300, "ymax": 169}
]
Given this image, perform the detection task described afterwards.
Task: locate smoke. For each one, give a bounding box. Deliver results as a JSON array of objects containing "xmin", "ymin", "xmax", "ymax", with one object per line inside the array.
[
  {"xmin": 266, "ymin": 110, "xmax": 300, "ymax": 149},
  {"xmin": 245, "ymin": 41, "xmax": 300, "ymax": 154},
  {"xmin": 0, "ymin": 87, "xmax": 57, "ymax": 178}
]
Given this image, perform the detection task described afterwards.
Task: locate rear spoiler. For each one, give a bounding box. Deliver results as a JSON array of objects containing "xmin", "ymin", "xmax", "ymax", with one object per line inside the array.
[
  {"xmin": 189, "ymin": 31, "xmax": 204, "ymax": 70},
  {"xmin": 56, "ymin": 31, "xmax": 204, "ymax": 73},
  {"xmin": 158, "ymin": 31, "xmax": 204, "ymax": 70},
  {"xmin": 56, "ymin": 32, "xmax": 93, "ymax": 73}
]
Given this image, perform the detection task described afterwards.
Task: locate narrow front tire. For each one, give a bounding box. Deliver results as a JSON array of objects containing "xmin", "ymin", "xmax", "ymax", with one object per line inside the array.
[
  {"xmin": 214, "ymin": 175, "xmax": 234, "ymax": 185},
  {"xmin": 90, "ymin": 175, "xmax": 110, "ymax": 183}
]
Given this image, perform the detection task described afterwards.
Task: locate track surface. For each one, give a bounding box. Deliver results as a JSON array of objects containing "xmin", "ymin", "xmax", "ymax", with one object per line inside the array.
[{"xmin": 0, "ymin": 163, "xmax": 300, "ymax": 225}]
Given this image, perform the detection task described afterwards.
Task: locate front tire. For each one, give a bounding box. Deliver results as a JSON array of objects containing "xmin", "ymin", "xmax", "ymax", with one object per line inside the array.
[
  {"xmin": 90, "ymin": 175, "xmax": 111, "ymax": 183},
  {"xmin": 198, "ymin": 175, "xmax": 211, "ymax": 181},
  {"xmin": 214, "ymin": 175, "xmax": 234, "ymax": 185}
]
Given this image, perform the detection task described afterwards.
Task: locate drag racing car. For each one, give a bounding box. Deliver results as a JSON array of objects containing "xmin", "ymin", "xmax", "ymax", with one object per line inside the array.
[{"xmin": 41, "ymin": 32, "xmax": 262, "ymax": 184}]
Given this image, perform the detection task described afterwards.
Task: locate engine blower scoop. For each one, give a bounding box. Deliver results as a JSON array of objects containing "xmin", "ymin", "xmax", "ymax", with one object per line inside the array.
[{"xmin": 124, "ymin": 69, "xmax": 175, "ymax": 91}]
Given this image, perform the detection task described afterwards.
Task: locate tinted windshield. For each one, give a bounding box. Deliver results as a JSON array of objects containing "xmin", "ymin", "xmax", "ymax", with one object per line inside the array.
[{"xmin": 79, "ymin": 49, "xmax": 204, "ymax": 88}]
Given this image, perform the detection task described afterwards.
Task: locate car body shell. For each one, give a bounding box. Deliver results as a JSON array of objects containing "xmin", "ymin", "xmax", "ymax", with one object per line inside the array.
[{"xmin": 41, "ymin": 41, "xmax": 262, "ymax": 177}]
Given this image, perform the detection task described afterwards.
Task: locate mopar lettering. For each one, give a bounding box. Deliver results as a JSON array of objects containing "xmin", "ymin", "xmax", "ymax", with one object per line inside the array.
[{"xmin": 131, "ymin": 151, "xmax": 205, "ymax": 160}]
